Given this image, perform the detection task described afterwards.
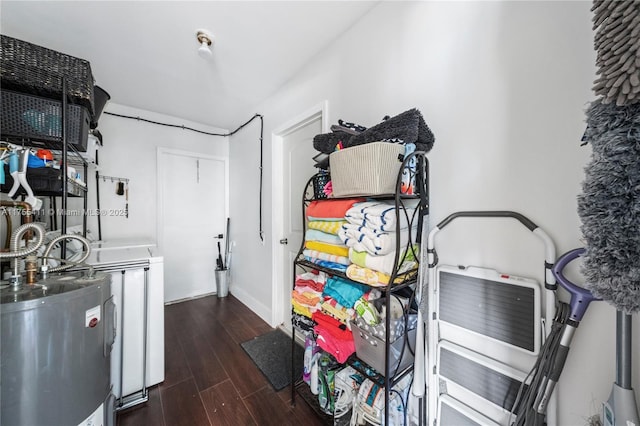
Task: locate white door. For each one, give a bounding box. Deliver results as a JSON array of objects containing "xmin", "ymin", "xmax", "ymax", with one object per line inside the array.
[
  {"xmin": 279, "ymin": 117, "xmax": 323, "ymax": 330},
  {"xmin": 158, "ymin": 149, "xmax": 227, "ymax": 303}
]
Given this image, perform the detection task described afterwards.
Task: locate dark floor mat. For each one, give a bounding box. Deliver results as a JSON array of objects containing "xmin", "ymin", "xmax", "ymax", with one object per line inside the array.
[{"xmin": 241, "ymin": 329, "xmax": 304, "ymax": 391}]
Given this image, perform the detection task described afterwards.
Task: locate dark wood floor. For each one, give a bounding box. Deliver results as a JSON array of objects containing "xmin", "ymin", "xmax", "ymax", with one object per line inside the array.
[{"xmin": 116, "ymin": 294, "xmax": 324, "ymax": 426}]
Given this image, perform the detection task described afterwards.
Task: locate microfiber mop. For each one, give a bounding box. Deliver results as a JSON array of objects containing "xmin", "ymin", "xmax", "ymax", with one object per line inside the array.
[
  {"xmin": 576, "ymin": 2, "xmax": 640, "ymax": 425},
  {"xmin": 591, "ymin": 0, "xmax": 640, "ymax": 106},
  {"xmin": 578, "ymin": 100, "xmax": 640, "ymax": 313}
]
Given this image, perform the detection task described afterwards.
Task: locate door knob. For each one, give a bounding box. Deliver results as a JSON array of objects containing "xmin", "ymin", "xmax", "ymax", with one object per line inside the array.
[{"xmin": 279, "ymin": 238, "xmax": 288, "ymax": 245}]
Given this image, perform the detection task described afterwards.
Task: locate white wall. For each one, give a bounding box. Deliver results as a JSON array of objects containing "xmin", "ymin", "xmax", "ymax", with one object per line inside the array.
[
  {"xmin": 86, "ymin": 103, "xmax": 229, "ymax": 243},
  {"xmin": 230, "ymin": 1, "xmax": 638, "ymax": 425}
]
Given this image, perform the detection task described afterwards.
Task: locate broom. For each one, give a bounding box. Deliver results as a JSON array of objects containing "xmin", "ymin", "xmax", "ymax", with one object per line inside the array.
[{"xmin": 577, "ymin": 2, "xmax": 640, "ymax": 424}]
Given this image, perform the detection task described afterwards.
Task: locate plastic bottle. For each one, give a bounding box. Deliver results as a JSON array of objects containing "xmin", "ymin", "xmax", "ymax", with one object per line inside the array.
[
  {"xmin": 310, "ymin": 357, "xmax": 319, "ymax": 395},
  {"xmin": 318, "ymin": 356, "xmax": 335, "ymax": 415},
  {"xmin": 303, "ymin": 336, "xmax": 314, "ymax": 384}
]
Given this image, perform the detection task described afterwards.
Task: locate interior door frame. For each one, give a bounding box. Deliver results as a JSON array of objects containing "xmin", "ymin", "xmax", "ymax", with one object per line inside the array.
[
  {"xmin": 270, "ymin": 101, "xmax": 329, "ymax": 327},
  {"xmin": 156, "ymin": 147, "xmax": 229, "ymax": 274}
]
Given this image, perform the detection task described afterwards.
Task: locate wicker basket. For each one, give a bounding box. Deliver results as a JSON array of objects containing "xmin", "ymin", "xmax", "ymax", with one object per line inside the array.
[
  {"xmin": 330, "ymin": 142, "xmax": 405, "ymax": 197},
  {"xmin": 1, "ymin": 90, "xmax": 90, "ymax": 152},
  {"xmin": 0, "ymin": 35, "xmax": 95, "ymax": 114}
]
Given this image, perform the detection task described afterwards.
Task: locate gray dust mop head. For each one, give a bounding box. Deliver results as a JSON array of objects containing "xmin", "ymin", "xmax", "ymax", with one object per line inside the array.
[
  {"xmin": 577, "ymin": 99, "xmax": 640, "ymax": 313},
  {"xmin": 591, "ymin": 0, "xmax": 640, "ymax": 106}
]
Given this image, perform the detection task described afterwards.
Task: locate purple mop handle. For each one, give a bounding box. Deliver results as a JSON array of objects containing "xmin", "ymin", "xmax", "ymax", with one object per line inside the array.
[{"xmin": 552, "ymin": 248, "xmax": 601, "ymax": 322}]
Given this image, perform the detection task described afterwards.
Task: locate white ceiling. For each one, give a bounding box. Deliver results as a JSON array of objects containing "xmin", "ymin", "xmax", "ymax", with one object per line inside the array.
[{"xmin": 1, "ymin": 1, "xmax": 378, "ymax": 130}]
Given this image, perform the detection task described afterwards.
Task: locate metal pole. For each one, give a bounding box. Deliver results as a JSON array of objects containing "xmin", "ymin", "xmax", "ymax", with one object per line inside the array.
[
  {"xmin": 616, "ymin": 311, "xmax": 632, "ymax": 390},
  {"xmin": 95, "ymin": 150, "xmax": 102, "ymax": 241},
  {"xmin": 61, "ymin": 78, "xmax": 68, "ymax": 258}
]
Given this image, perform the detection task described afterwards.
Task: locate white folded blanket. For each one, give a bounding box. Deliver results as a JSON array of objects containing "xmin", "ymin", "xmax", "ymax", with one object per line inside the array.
[
  {"xmin": 338, "ymin": 223, "xmax": 414, "ymax": 256},
  {"xmin": 345, "ymin": 201, "xmax": 416, "ymax": 232}
]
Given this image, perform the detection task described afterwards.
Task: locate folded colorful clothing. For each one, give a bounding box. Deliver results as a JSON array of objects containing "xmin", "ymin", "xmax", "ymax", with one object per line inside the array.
[
  {"xmin": 323, "ymin": 276, "xmax": 368, "ymax": 309},
  {"xmin": 307, "ymin": 216, "xmax": 345, "ymax": 222},
  {"xmin": 292, "ymin": 299, "xmax": 315, "ymax": 318},
  {"xmin": 349, "ymin": 245, "xmax": 419, "ymax": 276},
  {"xmin": 314, "ymin": 324, "xmax": 355, "ymax": 363},
  {"xmin": 304, "ymin": 256, "xmax": 348, "ymax": 272},
  {"xmin": 305, "ymin": 229, "xmax": 344, "ymax": 245},
  {"xmin": 305, "ymin": 240, "xmax": 349, "ymax": 258},
  {"xmin": 292, "ymin": 313, "xmax": 315, "ymax": 334},
  {"xmin": 346, "ymin": 264, "xmax": 409, "ymax": 287},
  {"xmin": 295, "ymin": 271, "xmax": 327, "ymax": 292},
  {"xmin": 321, "ymin": 299, "xmax": 354, "ymax": 323},
  {"xmin": 306, "ymin": 198, "xmax": 364, "ymax": 220},
  {"xmin": 303, "ymin": 249, "xmax": 350, "ymax": 266},
  {"xmin": 291, "ymin": 289, "xmax": 321, "ymax": 307},
  {"xmin": 311, "ymin": 311, "xmax": 347, "ymax": 331},
  {"xmin": 307, "ymin": 220, "xmax": 347, "ymax": 235}
]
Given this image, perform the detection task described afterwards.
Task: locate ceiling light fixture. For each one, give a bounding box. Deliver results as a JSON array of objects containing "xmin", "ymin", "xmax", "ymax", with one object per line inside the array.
[{"xmin": 196, "ymin": 29, "xmax": 214, "ymax": 58}]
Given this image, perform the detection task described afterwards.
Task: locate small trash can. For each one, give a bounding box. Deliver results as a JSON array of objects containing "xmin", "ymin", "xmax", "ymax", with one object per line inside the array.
[{"xmin": 215, "ymin": 268, "xmax": 229, "ymax": 298}]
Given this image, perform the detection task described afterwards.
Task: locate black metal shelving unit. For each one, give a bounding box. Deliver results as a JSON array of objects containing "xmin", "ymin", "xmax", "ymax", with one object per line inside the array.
[
  {"xmin": 0, "ymin": 79, "xmax": 92, "ymax": 252},
  {"xmin": 290, "ymin": 151, "xmax": 430, "ymax": 425}
]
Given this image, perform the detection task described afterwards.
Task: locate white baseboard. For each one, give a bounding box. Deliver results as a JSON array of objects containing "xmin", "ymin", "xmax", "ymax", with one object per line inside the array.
[{"xmin": 230, "ymin": 285, "xmax": 273, "ymax": 326}]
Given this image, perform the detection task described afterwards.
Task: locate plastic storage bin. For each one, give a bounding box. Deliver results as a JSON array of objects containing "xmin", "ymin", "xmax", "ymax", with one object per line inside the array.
[
  {"xmin": 351, "ymin": 314, "xmax": 417, "ymax": 375},
  {"xmin": 0, "ymin": 90, "xmax": 90, "ymax": 152},
  {"xmin": 329, "ymin": 142, "xmax": 405, "ymax": 197},
  {"xmin": 1, "ymin": 165, "xmax": 86, "ymax": 197}
]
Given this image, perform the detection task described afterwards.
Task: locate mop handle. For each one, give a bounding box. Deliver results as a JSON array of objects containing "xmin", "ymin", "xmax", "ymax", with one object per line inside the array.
[
  {"xmin": 534, "ymin": 248, "xmax": 602, "ymax": 414},
  {"xmin": 552, "ymin": 248, "xmax": 601, "ymax": 322}
]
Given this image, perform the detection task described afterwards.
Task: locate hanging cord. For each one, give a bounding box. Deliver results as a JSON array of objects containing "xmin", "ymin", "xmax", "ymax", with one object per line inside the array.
[
  {"xmin": 103, "ymin": 111, "xmax": 261, "ymax": 137},
  {"xmin": 104, "ymin": 111, "xmax": 265, "ymax": 241}
]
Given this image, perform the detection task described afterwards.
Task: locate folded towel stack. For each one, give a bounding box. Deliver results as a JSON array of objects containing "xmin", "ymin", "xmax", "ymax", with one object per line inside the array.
[
  {"xmin": 291, "ymin": 270, "xmax": 327, "ymax": 319},
  {"xmin": 340, "ymin": 201, "xmax": 420, "ymax": 285},
  {"xmin": 303, "ymin": 198, "xmax": 364, "ymax": 271}
]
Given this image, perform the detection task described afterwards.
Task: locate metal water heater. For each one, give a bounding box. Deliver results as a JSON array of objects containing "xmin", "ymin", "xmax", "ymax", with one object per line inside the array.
[{"xmin": 1, "ymin": 272, "xmax": 115, "ymax": 426}]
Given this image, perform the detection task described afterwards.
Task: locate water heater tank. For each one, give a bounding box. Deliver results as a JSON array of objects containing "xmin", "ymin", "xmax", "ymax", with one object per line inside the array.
[{"xmin": 1, "ymin": 272, "xmax": 115, "ymax": 426}]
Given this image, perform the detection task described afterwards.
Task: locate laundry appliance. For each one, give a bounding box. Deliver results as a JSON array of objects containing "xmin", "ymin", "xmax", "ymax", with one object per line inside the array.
[
  {"xmin": 84, "ymin": 242, "xmax": 165, "ymax": 410},
  {"xmin": 1, "ymin": 271, "xmax": 115, "ymax": 426}
]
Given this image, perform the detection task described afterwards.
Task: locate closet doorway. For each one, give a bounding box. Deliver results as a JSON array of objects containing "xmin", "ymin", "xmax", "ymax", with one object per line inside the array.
[
  {"xmin": 157, "ymin": 148, "xmax": 228, "ymax": 303},
  {"xmin": 271, "ymin": 102, "xmax": 328, "ymax": 329}
]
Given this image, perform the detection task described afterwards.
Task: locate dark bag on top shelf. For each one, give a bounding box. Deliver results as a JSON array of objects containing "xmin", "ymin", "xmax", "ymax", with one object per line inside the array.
[{"xmin": 312, "ymin": 108, "xmax": 435, "ymax": 154}]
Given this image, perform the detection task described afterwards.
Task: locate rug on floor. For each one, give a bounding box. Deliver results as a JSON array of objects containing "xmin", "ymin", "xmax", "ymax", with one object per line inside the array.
[{"xmin": 240, "ymin": 329, "xmax": 304, "ymax": 391}]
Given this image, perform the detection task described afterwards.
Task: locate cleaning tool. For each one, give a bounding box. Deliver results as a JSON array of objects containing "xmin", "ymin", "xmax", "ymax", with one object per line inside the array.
[
  {"xmin": 224, "ymin": 217, "xmax": 231, "ymax": 270},
  {"xmin": 522, "ymin": 249, "xmax": 639, "ymax": 426},
  {"xmin": 577, "ymin": 2, "xmax": 640, "ymax": 423},
  {"xmin": 591, "ymin": 1, "xmax": 640, "ymax": 106},
  {"xmin": 216, "ymin": 241, "xmax": 224, "ymax": 270},
  {"xmin": 7, "ymin": 148, "xmax": 42, "ymax": 210},
  {"xmin": 510, "ymin": 248, "xmax": 600, "ymax": 426},
  {"xmin": 408, "ymin": 218, "xmax": 429, "ymax": 426},
  {"xmin": 578, "ymin": 100, "xmax": 640, "ymax": 313}
]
